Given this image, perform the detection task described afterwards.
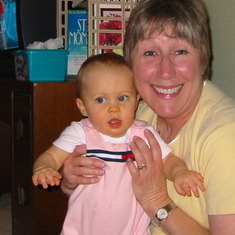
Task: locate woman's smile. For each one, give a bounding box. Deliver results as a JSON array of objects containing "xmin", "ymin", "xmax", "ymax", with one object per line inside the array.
[{"xmin": 153, "ymin": 84, "xmax": 183, "ymax": 95}]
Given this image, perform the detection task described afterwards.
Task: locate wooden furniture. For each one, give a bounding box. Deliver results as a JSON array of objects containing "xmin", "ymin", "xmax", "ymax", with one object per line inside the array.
[
  {"xmin": 0, "ymin": 79, "xmax": 83, "ymax": 235},
  {"xmin": 0, "ymin": 78, "xmax": 12, "ymax": 195}
]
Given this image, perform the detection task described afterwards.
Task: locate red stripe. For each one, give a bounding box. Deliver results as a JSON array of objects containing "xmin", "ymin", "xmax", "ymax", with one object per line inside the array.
[{"xmin": 122, "ymin": 153, "xmax": 135, "ymax": 159}]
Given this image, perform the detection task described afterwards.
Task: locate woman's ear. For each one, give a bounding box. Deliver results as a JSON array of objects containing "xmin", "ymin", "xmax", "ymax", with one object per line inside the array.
[{"xmin": 76, "ymin": 98, "xmax": 88, "ymax": 117}]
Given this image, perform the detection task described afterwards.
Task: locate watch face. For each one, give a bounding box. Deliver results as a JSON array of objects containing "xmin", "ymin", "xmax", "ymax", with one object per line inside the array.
[{"xmin": 157, "ymin": 208, "xmax": 168, "ymax": 220}]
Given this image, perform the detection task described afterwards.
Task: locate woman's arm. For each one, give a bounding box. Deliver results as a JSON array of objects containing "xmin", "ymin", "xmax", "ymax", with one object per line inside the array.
[
  {"xmin": 127, "ymin": 129, "xmax": 210, "ymax": 234},
  {"xmin": 60, "ymin": 145, "xmax": 106, "ymax": 196},
  {"xmin": 209, "ymin": 214, "xmax": 235, "ymax": 235}
]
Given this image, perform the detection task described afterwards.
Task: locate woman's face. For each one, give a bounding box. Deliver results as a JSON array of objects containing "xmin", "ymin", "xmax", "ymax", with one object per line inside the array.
[{"xmin": 131, "ymin": 30, "xmax": 204, "ymax": 120}]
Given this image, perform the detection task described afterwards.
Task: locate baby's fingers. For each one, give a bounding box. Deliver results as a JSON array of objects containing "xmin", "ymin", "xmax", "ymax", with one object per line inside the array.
[
  {"xmin": 192, "ymin": 174, "xmax": 206, "ymax": 193},
  {"xmin": 190, "ymin": 184, "xmax": 200, "ymax": 197},
  {"xmin": 175, "ymin": 183, "xmax": 191, "ymax": 197},
  {"xmin": 32, "ymin": 172, "xmax": 49, "ymax": 188},
  {"xmin": 43, "ymin": 170, "xmax": 60, "ymax": 187},
  {"xmin": 197, "ymin": 181, "xmax": 206, "ymax": 192},
  {"xmin": 174, "ymin": 185, "xmax": 186, "ymax": 196},
  {"xmin": 52, "ymin": 171, "xmax": 62, "ymax": 179},
  {"xmin": 188, "ymin": 171, "xmax": 206, "ymax": 193},
  {"xmin": 196, "ymin": 177, "xmax": 206, "ymax": 192},
  {"xmin": 37, "ymin": 173, "xmax": 49, "ymax": 189},
  {"xmin": 52, "ymin": 171, "xmax": 62, "ymax": 186},
  {"xmin": 32, "ymin": 175, "xmax": 40, "ymax": 186},
  {"xmin": 182, "ymin": 184, "xmax": 192, "ymax": 197},
  {"xmin": 53, "ymin": 177, "xmax": 62, "ymax": 186},
  {"xmin": 186, "ymin": 180, "xmax": 204, "ymax": 197}
]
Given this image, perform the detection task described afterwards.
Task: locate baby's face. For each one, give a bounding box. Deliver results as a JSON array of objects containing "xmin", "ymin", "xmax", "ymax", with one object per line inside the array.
[{"xmin": 77, "ymin": 64, "xmax": 139, "ymax": 137}]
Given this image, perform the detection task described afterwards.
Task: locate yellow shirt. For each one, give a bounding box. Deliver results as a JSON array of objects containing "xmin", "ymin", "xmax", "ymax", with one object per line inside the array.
[{"xmin": 136, "ymin": 81, "xmax": 235, "ymax": 234}]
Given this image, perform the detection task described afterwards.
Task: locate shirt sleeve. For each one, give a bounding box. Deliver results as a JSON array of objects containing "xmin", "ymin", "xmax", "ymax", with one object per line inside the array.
[
  {"xmin": 145, "ymin": 125, "xmax": 171, "ymax": 159},
  {"xmin": 203, "ymin": 123, "xmax": 235, "ymax": 214},
  {"xmin": 53, "ymin": 121, "xmax": 86, "ymax": 153}
]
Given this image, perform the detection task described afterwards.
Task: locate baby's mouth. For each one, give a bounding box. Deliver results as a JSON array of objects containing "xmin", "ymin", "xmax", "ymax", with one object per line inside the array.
[{"xmin": 108, "ymin": 119, "xmax": 122, "ymax": 128}]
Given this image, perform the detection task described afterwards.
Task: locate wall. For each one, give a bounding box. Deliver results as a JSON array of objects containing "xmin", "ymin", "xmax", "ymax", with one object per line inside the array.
[{"xmin": 204, "ymin": 0, "xmax": 235, "ymax": 99}]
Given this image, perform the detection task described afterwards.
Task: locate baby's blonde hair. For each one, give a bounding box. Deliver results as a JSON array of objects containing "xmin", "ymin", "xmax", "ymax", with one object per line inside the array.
[{"xmin": 76, "ymin": 53, "xmax": 132, "ymax": 99}]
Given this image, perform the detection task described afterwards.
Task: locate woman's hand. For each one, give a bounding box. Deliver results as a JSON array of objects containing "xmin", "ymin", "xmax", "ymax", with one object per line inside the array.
[
  {"xmin": 127, "ymin": 129, "xmax": 172, "ymax": 218},
  {"xmin": 60, "ymin": 145, "xmax": 106, "ymax": 196}
]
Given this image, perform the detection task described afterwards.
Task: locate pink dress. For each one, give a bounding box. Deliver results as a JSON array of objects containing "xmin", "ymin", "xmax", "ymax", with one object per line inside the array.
[{"xmin": 57, "ymin": 119, "xmax": 171, "ymax": 235}]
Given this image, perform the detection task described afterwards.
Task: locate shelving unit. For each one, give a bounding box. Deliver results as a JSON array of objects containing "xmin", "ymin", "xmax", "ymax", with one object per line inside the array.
[
  {"xmin": 88, "ymin": 0, "xmax": 139, "ymax": 55},
  {"xmin": 57, "ymin": 0, "xmax": 139, "ymax": 54},
  {"xmin": 57, "ymin": 0, "xmax": 72, "ymax": 49}
]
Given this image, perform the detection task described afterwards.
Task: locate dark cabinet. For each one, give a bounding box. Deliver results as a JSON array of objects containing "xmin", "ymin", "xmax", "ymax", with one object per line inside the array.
[
  {"xmin": 0, "ymin": 79, "xmax": 83, "ymax": 235},
  {"xmin": 0, "ymin": 81, "xmax": 12, "ymax": 194}
]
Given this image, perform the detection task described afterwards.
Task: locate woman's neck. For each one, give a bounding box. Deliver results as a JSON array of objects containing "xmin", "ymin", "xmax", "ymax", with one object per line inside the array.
[{"xmin": 157, "ymin": 115, "xmax": 190, "ymax": 143}]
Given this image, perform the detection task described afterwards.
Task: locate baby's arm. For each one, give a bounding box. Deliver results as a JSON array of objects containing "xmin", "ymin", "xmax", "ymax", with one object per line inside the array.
[
  {"xmin": 163, "ymin": 154, "xmax": 205, "ymax": 197},
  {"xmin": 32, "ymin": 145, "xmax": 71, "ymax": 189}
]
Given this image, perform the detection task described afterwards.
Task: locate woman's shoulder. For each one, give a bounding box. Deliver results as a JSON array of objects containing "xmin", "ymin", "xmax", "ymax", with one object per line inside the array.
[
  {"xmin": 187, "ymin": 81, "xmax": 235, "ymax": 139},
  {"xmin": 200, "ymin": 81, "xmax": 235, "ymax": 120}
]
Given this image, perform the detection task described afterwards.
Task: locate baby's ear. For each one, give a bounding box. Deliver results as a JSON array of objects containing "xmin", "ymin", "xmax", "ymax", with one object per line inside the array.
[{"xmin": 76, "ymin": 98, "xmax": 88, "ymax": 117}]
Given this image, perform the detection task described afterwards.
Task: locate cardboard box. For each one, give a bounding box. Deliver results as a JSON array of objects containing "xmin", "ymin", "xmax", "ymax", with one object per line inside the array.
[{"xmin": 14, "ymin": 49, "xmax": 68, "ymax": 82}]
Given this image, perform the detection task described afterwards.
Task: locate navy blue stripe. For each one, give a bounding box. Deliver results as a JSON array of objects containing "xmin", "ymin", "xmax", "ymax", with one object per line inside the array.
[
  {"xmin": 87, "ymin": 149, "xmax": 133, "ymax": 156},
  {"xmin": 86, "ymin": 155, "xmax": 136, "ymax": 162}
]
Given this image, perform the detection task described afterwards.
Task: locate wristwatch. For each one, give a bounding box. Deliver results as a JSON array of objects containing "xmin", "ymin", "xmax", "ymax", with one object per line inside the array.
[{"xmin": 155, "ymin": 202, "xmax": 177, "ymax": 221}]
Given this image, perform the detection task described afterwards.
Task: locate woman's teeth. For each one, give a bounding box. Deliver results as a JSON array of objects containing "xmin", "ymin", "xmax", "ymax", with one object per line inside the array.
[{"xmin": 154, "ymin": 85, "xmax": 182, "ymax": 95}]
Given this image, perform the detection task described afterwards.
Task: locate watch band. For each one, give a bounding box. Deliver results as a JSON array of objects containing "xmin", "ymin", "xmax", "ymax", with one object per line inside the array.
[{"xmin": 164, "ymin": 201, "xmax": 177, "ymax": 213}]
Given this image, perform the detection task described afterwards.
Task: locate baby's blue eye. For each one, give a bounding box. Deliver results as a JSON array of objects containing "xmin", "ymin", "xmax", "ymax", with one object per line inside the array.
[
  {"xmin": 118, "ymin": 95, "xmax": 128, "ymax": 102},
  {"xmin": 96, "ymin": 97, "xmax": 106, "ymax": 103}
]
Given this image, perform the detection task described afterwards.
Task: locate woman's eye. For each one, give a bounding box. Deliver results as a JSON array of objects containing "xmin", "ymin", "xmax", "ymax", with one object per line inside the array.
[
  {"xmin": 144, "ymin": 50, "xmax": 156, "ymax": 56},
  {"xmin": 175, "ymin": 49, "xmax": 187, "ymax": 55},
  {"xmin": 96, "ymin": 97, "xmax": 106, "ymax": 103},
  {"xmin": 118, "ymin": 95, "xmax": 128, "ymax": 102}
]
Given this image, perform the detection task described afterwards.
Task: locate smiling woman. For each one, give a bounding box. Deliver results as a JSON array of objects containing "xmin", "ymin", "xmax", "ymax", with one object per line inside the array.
[
  {"xmin": 122, "ymin": 0, "xmax": 235, "ymax": 233},
  {"xmin": 130, "ymin": 31, "xmax": 203, "ymax": 137}
]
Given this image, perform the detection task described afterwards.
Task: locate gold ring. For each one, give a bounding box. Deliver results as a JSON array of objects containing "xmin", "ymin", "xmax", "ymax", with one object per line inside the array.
[{"xmin": 138, "ymin": 163, "xmax": 147, "ymax": 170}]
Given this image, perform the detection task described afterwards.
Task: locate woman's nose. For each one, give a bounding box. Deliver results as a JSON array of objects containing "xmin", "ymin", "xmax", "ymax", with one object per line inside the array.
[{"xmin": 158, "ymin": 55, "xmax": 176, "ymax": 79}]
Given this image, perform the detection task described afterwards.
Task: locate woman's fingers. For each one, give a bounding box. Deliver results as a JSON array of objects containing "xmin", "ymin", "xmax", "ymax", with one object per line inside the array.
[
  {"xmin": 71, "ymin": 155, "xmax": 106, "ymax": 176},
  {"xmin": 130, "ymin": 129, "xmax": 163, "ymax": 171},
  {"xmin": 61, "ymin": 145, "xmax": 106, "ymax": 189},
  {"xmin": 144, "ymin": 129, "xmax": 164, "ymax": 169},
  {"xmin": 127, "ymin": 129, "xmax": 170, "ymax": 212}
]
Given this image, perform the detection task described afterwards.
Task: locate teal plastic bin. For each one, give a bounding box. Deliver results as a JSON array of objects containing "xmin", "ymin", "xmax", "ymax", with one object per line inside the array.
[{"xmin": 14, "ymin": 49, "xmax": 68, "ymax": 82}]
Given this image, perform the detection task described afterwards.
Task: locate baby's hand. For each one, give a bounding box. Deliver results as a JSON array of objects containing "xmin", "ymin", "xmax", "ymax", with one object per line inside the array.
[
  {"xmin": 32, "ymin": 167, "xmax": 62, "ymax": 189},
  {"xmin": 174, "ymin": 169, "xmax": 205, "ymax": 197}
]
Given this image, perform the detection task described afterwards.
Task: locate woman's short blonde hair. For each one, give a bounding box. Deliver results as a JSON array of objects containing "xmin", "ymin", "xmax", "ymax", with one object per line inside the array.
[{"xmin": 123, "ymin": 0, "xmax": 211, "ymax": 80}]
